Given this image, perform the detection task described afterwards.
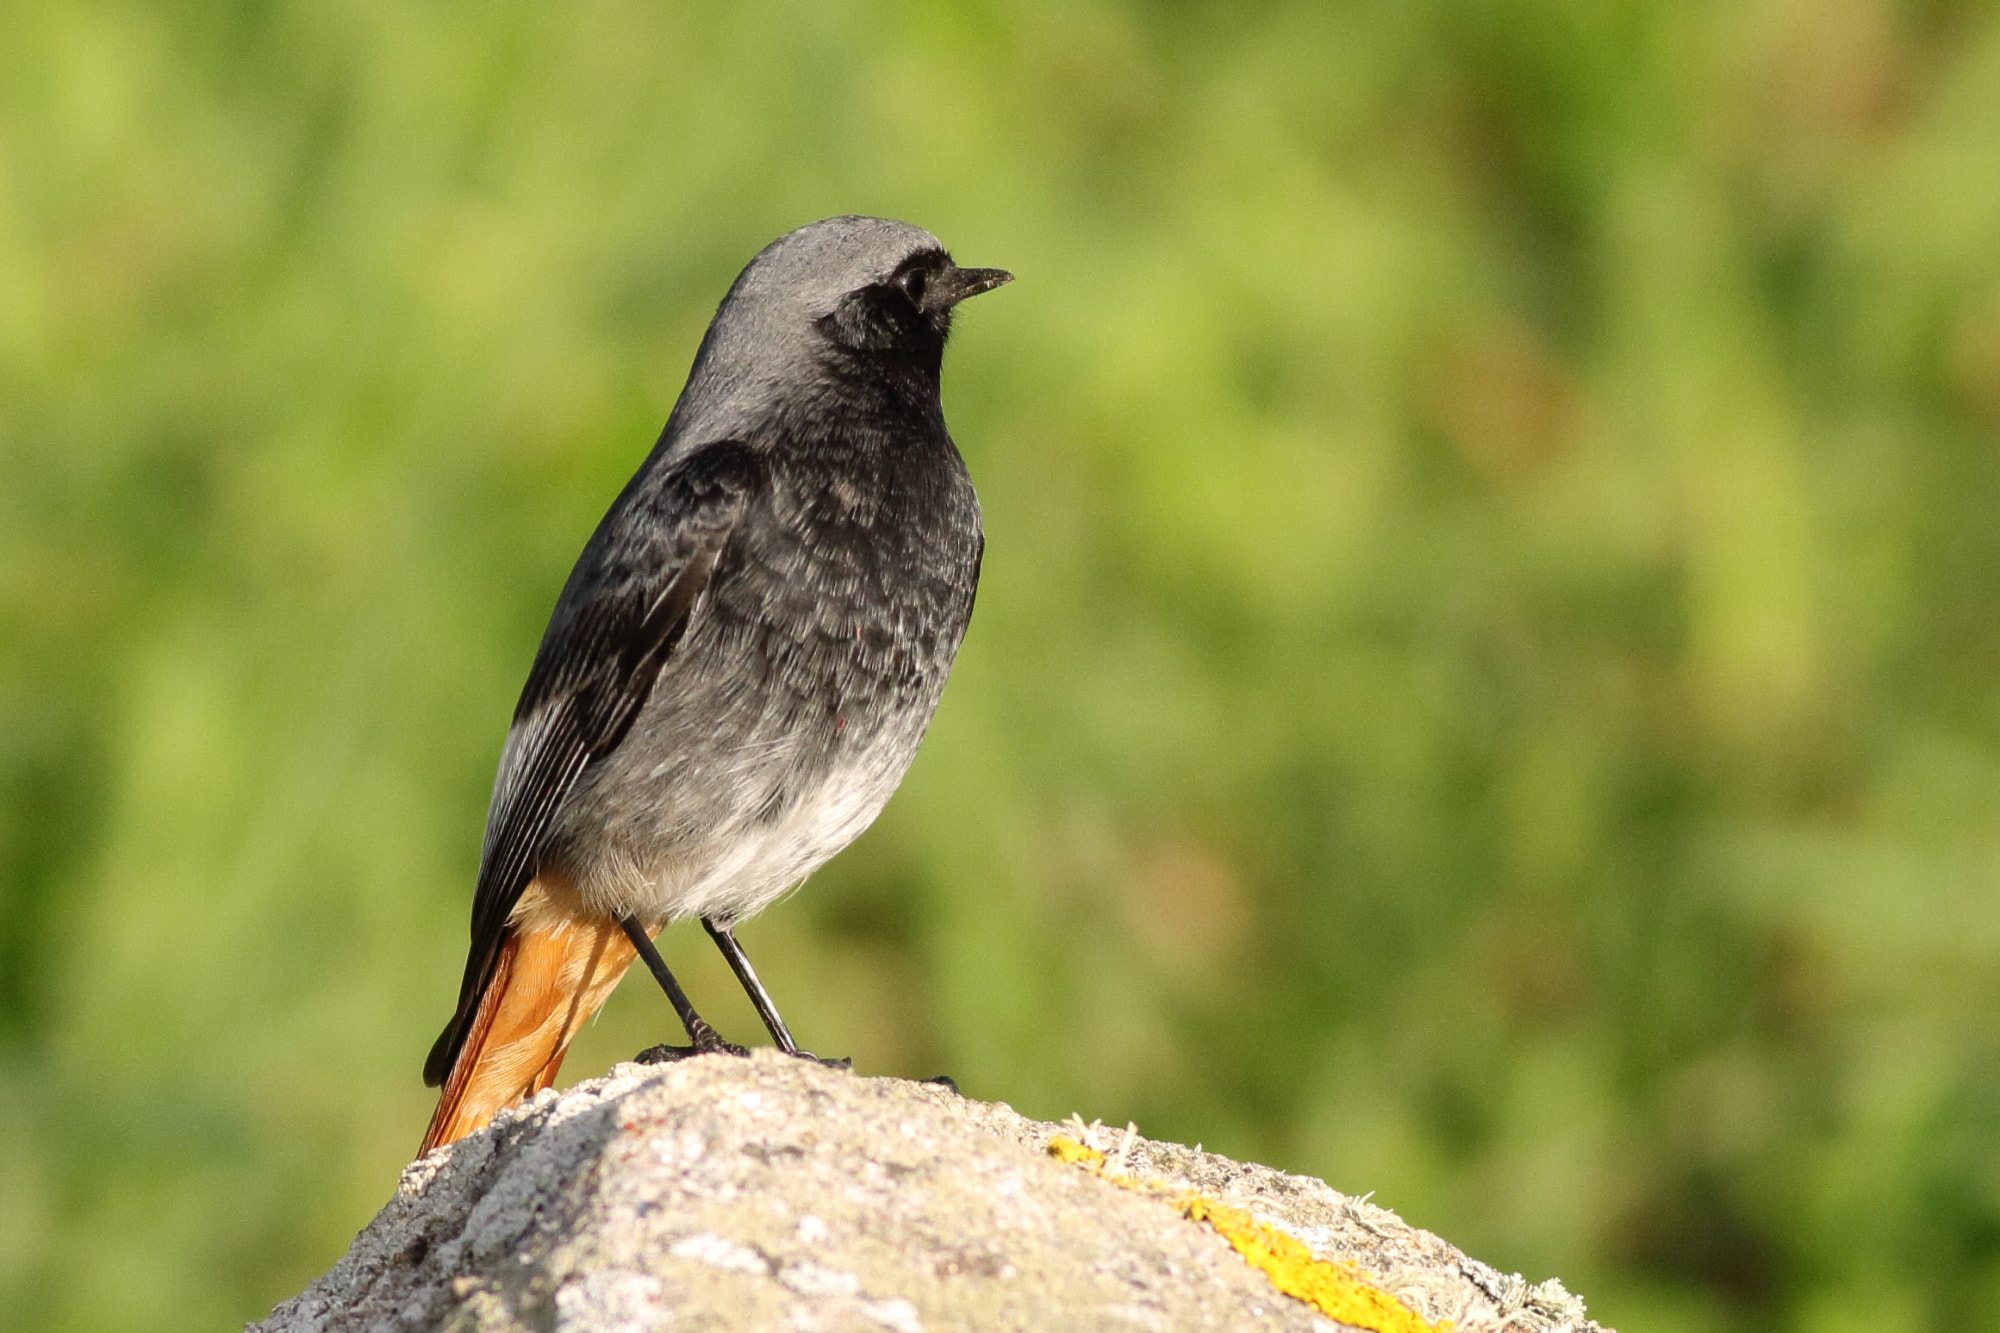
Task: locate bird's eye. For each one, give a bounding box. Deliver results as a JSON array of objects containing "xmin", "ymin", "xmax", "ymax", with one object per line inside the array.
[{"xmin": 896, "ymin": 267, "xmax": 929, "ymax": 306}]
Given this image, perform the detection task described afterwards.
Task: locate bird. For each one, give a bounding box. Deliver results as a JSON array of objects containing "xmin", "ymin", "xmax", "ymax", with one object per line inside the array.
[{"xmin": 420, "ymin": 216, "xmax": 1010, "ymax": 1153}]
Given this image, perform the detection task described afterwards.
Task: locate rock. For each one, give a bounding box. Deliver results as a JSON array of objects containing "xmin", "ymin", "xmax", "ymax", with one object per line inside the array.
[{"xmin": 253, "ymin": 1050, "xmax": 1606, "ymax": 1332}]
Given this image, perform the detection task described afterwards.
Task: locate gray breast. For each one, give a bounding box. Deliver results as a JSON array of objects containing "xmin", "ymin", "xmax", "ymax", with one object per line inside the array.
[{"xmin": 540, "ymin": 447, "xmax": 981, "ymax": 926}]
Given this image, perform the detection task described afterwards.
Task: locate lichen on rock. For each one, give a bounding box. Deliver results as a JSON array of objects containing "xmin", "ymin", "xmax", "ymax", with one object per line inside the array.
[{"xmin": 253, "ymin": 1050, "xmax": 1606, "ymax": 1332}]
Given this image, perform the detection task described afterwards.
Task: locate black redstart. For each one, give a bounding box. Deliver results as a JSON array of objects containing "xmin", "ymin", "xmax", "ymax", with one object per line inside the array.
[{"xmin": 421, "ymin": 217, "xmax": 1010, "ymax": 1151}]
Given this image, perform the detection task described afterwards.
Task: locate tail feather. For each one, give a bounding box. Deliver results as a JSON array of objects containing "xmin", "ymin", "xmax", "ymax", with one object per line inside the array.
[{"xmin": 421, "ymin": 877, "xmax": 645, "ymax": 1154}]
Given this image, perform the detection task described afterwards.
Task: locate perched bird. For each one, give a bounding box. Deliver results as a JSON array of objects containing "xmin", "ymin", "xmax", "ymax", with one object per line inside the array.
[{"xmin": 421, "ymin": 217, "xmax": 1010, "ymax": 1152}]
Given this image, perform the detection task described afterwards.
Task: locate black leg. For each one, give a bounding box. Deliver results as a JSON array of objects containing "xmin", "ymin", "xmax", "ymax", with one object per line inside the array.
[
  {"xmin": 618, "ymin": 915, "xmax": 746, "ymax": 1061},
  {"xmin": 702, "ymin": 917, "xmax": 850, "ymax": 1068},
  {"xmin": 702, "ymin": 918, "xmax": 799, "ymax": 1053}
]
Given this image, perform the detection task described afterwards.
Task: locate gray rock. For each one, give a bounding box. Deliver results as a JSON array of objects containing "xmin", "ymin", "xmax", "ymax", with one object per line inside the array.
[{"xmin": 255, "ymin": 1050, "xmax": 1607, "ymax": 1332}]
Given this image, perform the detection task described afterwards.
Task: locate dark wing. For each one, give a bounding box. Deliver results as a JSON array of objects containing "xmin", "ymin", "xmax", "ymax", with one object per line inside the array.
[{"xmin": 424, "ymin": 439, "xmax": 764, "ymax": 1086}]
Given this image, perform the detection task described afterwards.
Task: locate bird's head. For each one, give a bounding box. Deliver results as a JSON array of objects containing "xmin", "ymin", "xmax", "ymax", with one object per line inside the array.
[
  {"xmin": 668, "ymin": 217, "xmax": 1011, "ymax": 440},
  {"xmin": 729, "ymin": 217, "xmax": 1010, "ymax": 358}
]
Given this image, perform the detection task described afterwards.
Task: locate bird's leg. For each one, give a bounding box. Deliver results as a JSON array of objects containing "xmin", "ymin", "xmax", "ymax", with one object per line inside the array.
[
  {"xmin": 618, "ymin": 915, "xmax": 747, "ymax": 1061},
  {"xmin": 703, "ymin": 917, "xmax": 850, "ymax": 1068},
  {"xmin": 701, "ymin": 918, "xmax": 797, "ymax": 1053}
]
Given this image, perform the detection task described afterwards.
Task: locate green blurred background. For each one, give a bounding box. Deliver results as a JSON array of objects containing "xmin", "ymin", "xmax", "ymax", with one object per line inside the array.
[{"xmin": 5, "ymin": 1, "xmax": 2000, "ymax": 1329}]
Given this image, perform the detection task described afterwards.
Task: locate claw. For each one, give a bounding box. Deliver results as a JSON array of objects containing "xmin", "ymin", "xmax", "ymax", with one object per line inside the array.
[
  {"xmin": 683, "ymin": 1019, "xmax": 748, "ymax": 1057},
  {"xmin": 789, "ymin": 1050, "xmax": 852, "ymax": 1069},
  {"xmin": 634, "ymin": 1031, "xmax": 748, "ymax": 1064}
]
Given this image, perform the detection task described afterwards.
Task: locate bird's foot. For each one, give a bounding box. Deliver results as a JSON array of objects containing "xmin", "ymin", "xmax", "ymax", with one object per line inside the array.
[
  {"xmin": 633, "ymin": 1039, "xmax": 750, "ymax": 1063},
  {"xmin": 922, "ymin": 1074, "xmax": 959, "ymax": 1093},
  {"xmin": 787, "ymin": 1050, "xmax": 852, "ymax": 1070},
  {"xmin": 634, "ymin": 1019, "xmax": 748, "ymax": 1064}
]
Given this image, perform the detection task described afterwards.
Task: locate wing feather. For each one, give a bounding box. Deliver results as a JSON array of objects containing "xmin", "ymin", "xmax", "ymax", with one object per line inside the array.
[{"xmin": 425, "ymin": 440, "xmax": 764, "ymax": 1086}]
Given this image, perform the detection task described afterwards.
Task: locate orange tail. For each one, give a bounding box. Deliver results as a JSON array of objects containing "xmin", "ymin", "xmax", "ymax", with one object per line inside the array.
[{"xmin": 421, "ymin": 876, "xmax": 647, "ymax": 1154}]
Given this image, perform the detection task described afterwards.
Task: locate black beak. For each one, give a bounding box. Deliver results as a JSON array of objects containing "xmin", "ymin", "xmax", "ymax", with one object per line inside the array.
[{"xmin": 925, "ymin": 264, "xmax": 1013, "ymax": 315}]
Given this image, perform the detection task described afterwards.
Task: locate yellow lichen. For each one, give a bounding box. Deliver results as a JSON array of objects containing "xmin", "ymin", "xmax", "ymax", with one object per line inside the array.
[
  {"xmin": 1046, "ymin": 1136, "xmax": 1108, "ymax": 1168},
  {"xmin": 1047, "ymin": 1134, "xmax": 1450, "ymax": 1333}
]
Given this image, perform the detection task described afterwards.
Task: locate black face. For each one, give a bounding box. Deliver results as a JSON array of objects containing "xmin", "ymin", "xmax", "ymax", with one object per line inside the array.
[{"xmin": 817, "ymin": 251, "xmax": 1012, "ymax": 369}]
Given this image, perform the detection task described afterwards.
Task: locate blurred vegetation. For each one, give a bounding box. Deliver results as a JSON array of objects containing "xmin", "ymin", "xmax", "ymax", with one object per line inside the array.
[{"xmin": 5, "ymin": 1, "xmax": 2000, "ymax": 1329}]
